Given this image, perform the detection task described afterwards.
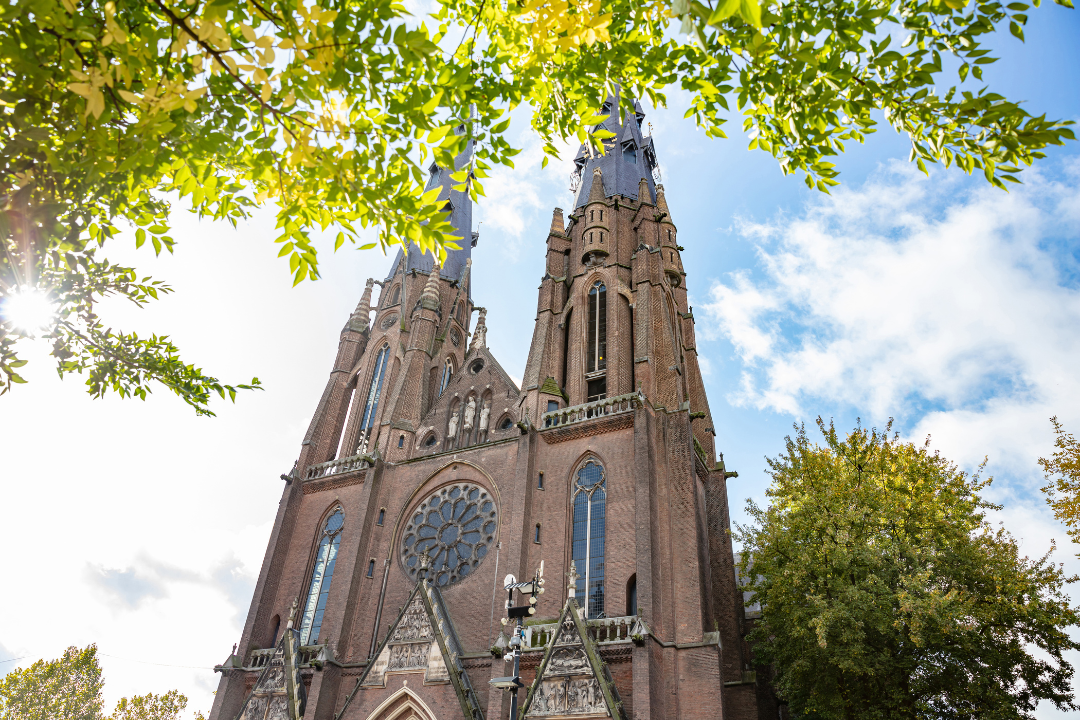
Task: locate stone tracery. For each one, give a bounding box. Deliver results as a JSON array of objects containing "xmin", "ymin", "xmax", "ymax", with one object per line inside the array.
[{"xmin": 400, "ymin": 483, "xmax": 497, "ymax": 586}]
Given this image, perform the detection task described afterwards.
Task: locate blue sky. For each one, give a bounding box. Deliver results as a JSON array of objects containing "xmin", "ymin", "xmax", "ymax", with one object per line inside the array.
[{"xmin": 1, "ymin": 5, "xmax": 1078, "ymax": 717}]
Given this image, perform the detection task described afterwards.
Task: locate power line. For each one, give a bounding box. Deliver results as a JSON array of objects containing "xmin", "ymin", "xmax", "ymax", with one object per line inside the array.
[
  {"xmin": 99, "ymin": 653, "xmax": 216, "ymax": 670},
  {"xmin": 0, "ymin": 656, "xmax": 30, "ymax": 665}
]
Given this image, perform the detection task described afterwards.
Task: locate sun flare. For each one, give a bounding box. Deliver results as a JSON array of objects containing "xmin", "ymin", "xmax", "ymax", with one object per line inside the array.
[{"xmin": 1, "ymin": 287, "xmax": 57, "ymax": 335}]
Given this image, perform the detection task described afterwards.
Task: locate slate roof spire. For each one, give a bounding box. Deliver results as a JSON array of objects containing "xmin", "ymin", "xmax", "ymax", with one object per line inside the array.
[
  {"xmin": 571, "ymin": 88, "xmax": 658, "ymax": 210},
  {"xmin": 384, "ymin": 123, "xmax": 476, "ymax": 295}
]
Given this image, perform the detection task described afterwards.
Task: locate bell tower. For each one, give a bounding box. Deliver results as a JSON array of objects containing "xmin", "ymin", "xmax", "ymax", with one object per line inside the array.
[{"xmin": 521, "ymin": 90, "xmax": 715, "ymax": 463}]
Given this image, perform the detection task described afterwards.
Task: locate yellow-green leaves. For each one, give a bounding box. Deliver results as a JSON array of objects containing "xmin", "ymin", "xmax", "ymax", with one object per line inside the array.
[
  {"xmin": 739, "ymin": 419, "xmax": 1080, "ymax": 717},
  {"xmin": 3, "ymin": 0, "xmax": 1074, "ymax": 413},
  {"xmin": 1040, "ymin": 417, "xmax": 1080, "ymax": 552}
]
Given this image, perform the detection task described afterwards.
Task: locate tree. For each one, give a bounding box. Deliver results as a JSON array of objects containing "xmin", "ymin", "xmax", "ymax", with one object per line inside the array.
[
  {"xmin": 0, "ymin": 645, "xmax": 103, "ymax": 720},
  {"xmin": 110, "ymin": 691, "xmax": 190, "ymax": 720},
  {"xmin": 0, "ymin": 645, "xmax": 196, "ymax": 720},
  {"xmin": 737, "ymin": 419, "xmax": 1080, "ymax": 719},
  {"xmin": 1040, "ymin": 417, "xmax": 1080, "ymax": 552},
  {"xmin": 1, "ymin": 0, "xmax": 1073, "ymax": 412}
]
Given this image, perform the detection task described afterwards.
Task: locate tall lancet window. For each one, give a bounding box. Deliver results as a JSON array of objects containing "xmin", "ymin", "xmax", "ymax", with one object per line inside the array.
[
  {"xmin": 300, "ymin": 506, "xmax": 344, "ymax": 645},
  {"xmin": 587, "ymin": 281, "xmax": 607, "ymax": 402},
  {"xmin": 439, "ymin": 357, "xmax": 454, "ymax": 396},
  {"xmin": 358, "ymin": 344, "xmax": 390, "ymax": 451},
  {"xmin": 572, "ymin": 460, "xmax": 606, "ymax": 618},
  {"xmin": 587, "ymin": 282, "xmax": 607, "ymax": 373}
]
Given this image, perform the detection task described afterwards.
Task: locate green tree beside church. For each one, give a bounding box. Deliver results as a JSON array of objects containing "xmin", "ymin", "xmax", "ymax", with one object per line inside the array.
[{"xmin": 738, "ymin": 419, "xmax": 1080, "ymax": 719}]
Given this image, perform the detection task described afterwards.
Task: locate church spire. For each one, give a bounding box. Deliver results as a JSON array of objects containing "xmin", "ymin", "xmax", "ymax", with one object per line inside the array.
[
  {"xmin": 384, "ymin": 127, "xmax": 476, "ymax": 294},
  {"xmin": 571, "ymin": 89, "xmax": 658, "ymax": 210}
]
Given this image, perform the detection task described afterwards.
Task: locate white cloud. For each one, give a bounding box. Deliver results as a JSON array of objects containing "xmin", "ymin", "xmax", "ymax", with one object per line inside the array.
[{"xmin": 701, "ymin": 161, "xmax": 1080, "ymax": 479}]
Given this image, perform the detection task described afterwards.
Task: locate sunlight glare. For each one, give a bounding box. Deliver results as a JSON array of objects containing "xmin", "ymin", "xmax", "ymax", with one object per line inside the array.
[{"xmin": 1, "ymin": 287, "xmax": 57, "ymax": 335}]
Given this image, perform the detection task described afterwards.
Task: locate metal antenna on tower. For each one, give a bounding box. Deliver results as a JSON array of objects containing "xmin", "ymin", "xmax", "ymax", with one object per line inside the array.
[{"xmin": 490, "ymin": 562, "xmax": 545, "ymax": 716}]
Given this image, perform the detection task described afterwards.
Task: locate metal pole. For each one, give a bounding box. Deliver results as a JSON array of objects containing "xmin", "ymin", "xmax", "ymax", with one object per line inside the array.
[{"xmin": 509, "ymin": 616, "xmax": 523, "ymax": 719}]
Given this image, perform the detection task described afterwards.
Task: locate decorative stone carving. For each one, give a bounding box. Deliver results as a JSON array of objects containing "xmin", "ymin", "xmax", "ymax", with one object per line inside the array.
[
  {"xmin": 478, "ymin": 402, "xmax": 490, "ymax": 433},
  {"xmin": 463, "ymin": 396, "xmax": 476, "ymax": 432},
  {"xmin": 525, "ymin": 600, "xmax": 618, "ymax": 719},
  {"xmin": 400, "ymin": 483, "xmax": 498, "ymax": 587},
  {"xmin": 547, "ymin": 647, "xmax": 591, "ymax": 676},
  {"xmin": 390, "ymin": 596, "xmax": 434, "ymax": 642},
  {"xmin": 386, "ymin": 641, "xmax": 431, "ymax": 671},
  {"xmin": 447, "ymin": 409, "xmax": 459, "ymax": 439},
  {"xmin": 529, "ymin": 677, "xmax": 606, "ymax": 716},
  {"xmin": 471, "ymin": 308, "xmax": 488, "ymax": 349}
]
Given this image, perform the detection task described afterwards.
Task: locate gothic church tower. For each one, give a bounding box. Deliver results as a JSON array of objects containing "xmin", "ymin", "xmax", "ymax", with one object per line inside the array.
[{"xmin": 209, "ymin": 92, "xmax": 769, "ymax": 720}]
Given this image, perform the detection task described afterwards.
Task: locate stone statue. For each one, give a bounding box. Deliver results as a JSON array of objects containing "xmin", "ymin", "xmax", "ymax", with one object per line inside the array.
[
  {"xmin": 478, "ymin": 402, "xmax": 490, "ymax": 433},
  {"xmin": 447, "ymin": 409, "xmax": 459, "ymax": 438},
  {"xmin": 472, "ymin": 308, "xmax": 488, "ymax": 349},
  {"xmin": 463, "ymin": 396, "xmax": 477, "ymax": 432}
]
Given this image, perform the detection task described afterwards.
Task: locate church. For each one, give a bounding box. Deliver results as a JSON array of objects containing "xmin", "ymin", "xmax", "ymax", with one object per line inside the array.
[{"xmin": 208, "ymin": 92, "xmax": 773, "ymax": 720}]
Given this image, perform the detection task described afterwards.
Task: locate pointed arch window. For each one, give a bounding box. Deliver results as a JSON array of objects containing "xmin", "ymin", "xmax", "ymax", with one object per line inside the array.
[
  {"xmin": 587, "ymin": 282, "xmax": 607, "ymax": 374},
  {"xmin": 439, "ymin": 357, "xmax": 454, "ymax": 396},
  {"xmin": 358, "ymin": 344, "xmax": 390, "ymax": 450},
  {"xmin": 389, "ymin": 284, "xmax": 400, "ymax": 305},
  {"xmin": 300, "ymin": 506, "xmax": 344, "ymax": 645},
  {"xmin": 572, "ymin": 460, "xmax": 606, "ymax": 618}
]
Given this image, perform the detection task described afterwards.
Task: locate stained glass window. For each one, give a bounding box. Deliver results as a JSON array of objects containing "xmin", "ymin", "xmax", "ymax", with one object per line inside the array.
[
  {"xmin": 439, "ymin": 357, "xmax": 454, "ymax": 396},
  {"xmin": 358, "ymin": 345, "xmax": 390, "ymax": 446},
  {"xmin": 401, "ymin": 483, "xmax": 498, "ymax": 587},
  {"xmin": 572, "ymin": 460, "xmax": 606, "ymax": 617},
  {"xmin": 299, "ymin": 507, "xmax": 344, "ymax": 645}
]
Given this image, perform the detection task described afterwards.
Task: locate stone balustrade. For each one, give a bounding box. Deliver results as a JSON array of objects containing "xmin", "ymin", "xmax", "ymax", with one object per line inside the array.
[
  {"xmin": 305, "ymin": 453, "xmax": 370, "ymax": 480},
  {"xmin": 523, "ymin": 615, "xmax": 642, "ymax": 650},
  {"xmin": 247, "ymin": 644, "xmax": 326, "ymax": 670},
  {"xmin": 541, "ymin": 392, "xmax": 643, "ymax": 429}
]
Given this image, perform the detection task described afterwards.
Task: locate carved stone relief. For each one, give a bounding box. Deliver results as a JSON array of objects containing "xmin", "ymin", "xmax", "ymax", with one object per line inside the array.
[
  {"xmin": 386, "ymin": 642, "xmax": 431, "ymax": 672},
  {"xmin": 390, "ymin": 596, "xmax": 434, "ymax": 642},
  {"xmin": 527, "ymin": 677, "xmax": 607, "ymax": 717},
  {"xmin": 546, "ymin": 647, "xmax": 591, "ymax": 676}
]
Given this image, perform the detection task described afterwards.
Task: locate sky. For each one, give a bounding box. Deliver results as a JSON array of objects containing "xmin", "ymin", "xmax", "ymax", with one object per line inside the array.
[{"xmin": 1, "ymin": 5, "xmax": 1079, "ymax": 718}]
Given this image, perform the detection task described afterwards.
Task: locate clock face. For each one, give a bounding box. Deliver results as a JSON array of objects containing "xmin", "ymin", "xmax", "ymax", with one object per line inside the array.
[{"xmin": 400, "ymin": 482, "xmax": 497, "ymax": 587}]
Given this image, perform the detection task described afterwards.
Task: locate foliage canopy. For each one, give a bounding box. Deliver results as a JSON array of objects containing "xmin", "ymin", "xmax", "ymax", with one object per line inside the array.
[
  {"xmin": 1040, "ymin": 416, "xmax": 1080, "ymax": 552},
  {"xmin": 738, "ymin": 419, "xmax": 1080, "ymax": 719},
  {"xmin": 0, "ymin": 644, "xmax": 194, "ymax": 720},
  {"xmin": 0, "ymin": 0, "xmax": 1073, "ymax": 412}
]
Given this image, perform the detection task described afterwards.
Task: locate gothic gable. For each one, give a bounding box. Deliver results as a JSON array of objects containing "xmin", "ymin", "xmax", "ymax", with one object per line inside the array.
[
  {"xmin": 520, "ymin": 599, "xmax": 626, "ymax": 719},
  {"xmin": 234, "ymin": 629, "xmax": 305, "ymax": 720},
  {"xmin": 415, "ymin": 343, "xmax": 521, "ymax": 455},
  {"xmin": 339, "ymin": 580, "xmax": 484, "ymax": 720}
]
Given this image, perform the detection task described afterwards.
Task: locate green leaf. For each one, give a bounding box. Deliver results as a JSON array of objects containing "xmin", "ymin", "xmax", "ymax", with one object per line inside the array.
[{"xmin": 707, "ymin": 0, "xmax": 742, "ymax": 25}]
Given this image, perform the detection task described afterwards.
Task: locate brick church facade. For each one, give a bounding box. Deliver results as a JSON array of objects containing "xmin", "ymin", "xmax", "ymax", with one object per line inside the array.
[{"xmin": 209, "ymin": 93, "xmax": 772, "ymax": 720}]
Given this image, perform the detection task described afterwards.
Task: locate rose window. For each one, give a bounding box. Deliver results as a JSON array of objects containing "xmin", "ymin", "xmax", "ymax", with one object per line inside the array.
[{"xmin": 401, "ymin": 483, "xmax": 497, "ymax": 586}]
